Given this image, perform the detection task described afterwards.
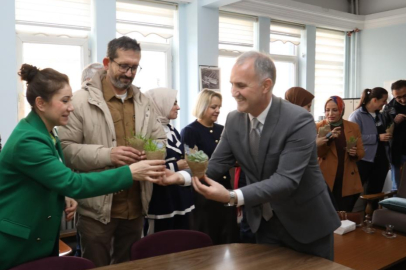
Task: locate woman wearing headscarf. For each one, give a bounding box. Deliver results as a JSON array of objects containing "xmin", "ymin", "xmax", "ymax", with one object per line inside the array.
[
  {"xmin": 316, "ymin": 96, "xmax": 365, "ymax": 211},
  {"xmin": 285, "ymin": 86, "xmax": 315, "ymax": 112},
  {"xmin": 144, "ymin": 87, "xmax": 194, "ymax": 234},
  {"xmin": 285, "ymin": 87, "xmax": 329, "ymax": 147}
]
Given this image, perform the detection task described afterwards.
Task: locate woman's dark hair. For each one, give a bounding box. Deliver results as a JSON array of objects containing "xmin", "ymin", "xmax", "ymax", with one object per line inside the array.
[
  {"xmin": 355, "ymin": 87, "xmax": 388, "ymax": 109},
  {"xmin": 18, "ymin": 64, "xmax": 69, "ymax": 108}
]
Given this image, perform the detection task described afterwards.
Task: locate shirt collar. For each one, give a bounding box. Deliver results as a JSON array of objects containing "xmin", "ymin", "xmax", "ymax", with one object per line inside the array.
[
  {"xmin": 248, "ymin": 97, "xmax": 272, "ymax": 125},
  {"xmin": 102, "ymin": 77, "xmax": 134, "ymax": 102}
]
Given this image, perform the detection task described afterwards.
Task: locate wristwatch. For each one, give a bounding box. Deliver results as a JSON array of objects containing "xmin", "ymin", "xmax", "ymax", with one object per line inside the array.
[{"xmin": 225, "ymin": 190, "xmax": 237, "ymax": 207}]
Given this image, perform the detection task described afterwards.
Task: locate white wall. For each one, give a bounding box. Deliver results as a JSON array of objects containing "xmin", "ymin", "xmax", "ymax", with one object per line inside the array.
[
  {"xmin": 0, "ymin": 0, "xmax": 18, "ymax": 143},
  {"xmin": 359, "ymin": 0, "xmax": 406, "ymax": 15},
  {"xmin": 292, "ymin": 0, "xmax": 350, "ymax": 13},
  {"xmin": 358, "ymin": 22, "xmax": 406, "ymax": 91}
]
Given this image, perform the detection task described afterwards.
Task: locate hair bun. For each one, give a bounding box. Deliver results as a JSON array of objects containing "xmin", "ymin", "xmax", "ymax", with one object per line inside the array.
[{"xmin": 18, "ymin": 64, "xmax": 39, "ymax": 83}]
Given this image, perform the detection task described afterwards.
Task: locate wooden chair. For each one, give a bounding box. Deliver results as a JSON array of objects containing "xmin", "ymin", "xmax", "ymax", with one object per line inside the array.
[
  {"xmin": 131, "ymin": 230, "xmax": 213, "ymax": 260},
  {"xmin": 360, "ymin": 162, "xmax": 406, "ymax": 233}
]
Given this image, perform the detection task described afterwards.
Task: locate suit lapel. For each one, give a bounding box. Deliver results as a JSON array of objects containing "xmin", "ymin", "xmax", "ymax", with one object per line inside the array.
[{"xmin": 258, "ymin": 95, "xmax": 281, "ymax": 176}]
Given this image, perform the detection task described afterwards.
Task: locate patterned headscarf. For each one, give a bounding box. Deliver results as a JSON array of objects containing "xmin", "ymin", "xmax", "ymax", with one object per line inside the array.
[
  {"xmin": 325, "ymin": 96, "xmax": 345, "ymax": 124},
  {"xmin": 285, "ymin": 87, "xmax": 314, "ymax": 107}
]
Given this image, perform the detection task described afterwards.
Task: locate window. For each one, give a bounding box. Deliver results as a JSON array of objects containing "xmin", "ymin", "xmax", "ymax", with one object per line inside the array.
[
  {"xmin": 270, "ymin": 22, "xmax": 303, "ymax": 99},
  {"xmin": 116, "ymin": 1, "xmax": 175, "ymax": 91},
  {"xmin": 15, "ymin": 0, "xmax": 90, "ymax": 119},
  {"xmin": 314, "ymin": 29, "xmax": 346, "ymax": 120},
  {"xmin": 218, "ymin": 12, "xmax": 256, "ymax": 125}
]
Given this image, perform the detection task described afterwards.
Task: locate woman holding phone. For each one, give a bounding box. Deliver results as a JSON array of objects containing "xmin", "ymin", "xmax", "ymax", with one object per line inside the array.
[{"xmin": 316, "ymin": 96, "xmax": 365, "ymax": 211}]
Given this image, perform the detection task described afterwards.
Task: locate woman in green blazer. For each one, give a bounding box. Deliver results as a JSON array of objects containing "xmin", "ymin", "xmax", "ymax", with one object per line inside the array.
[{"xmin": 0, "ymin": 64, "xmax": 166, "ymax": 270}]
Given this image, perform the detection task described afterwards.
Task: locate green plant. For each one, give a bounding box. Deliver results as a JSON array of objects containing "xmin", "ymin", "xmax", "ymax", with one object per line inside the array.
[
  {"xmin": 187, "ymin": 150, "xmax": 208, "ymax": 163},
  {"xmin": 348, "ymin": 136, "xmax": 357, "ymax": 143},
  {"xmin": 144, "ymin": 139, "xmax": 165, "ymax": 152}
]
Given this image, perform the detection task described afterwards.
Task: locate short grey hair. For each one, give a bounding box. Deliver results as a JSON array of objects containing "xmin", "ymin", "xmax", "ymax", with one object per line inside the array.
[
  {"xmin": 81, "ymin": 62, "xmax": 104, "ymax": 83},
  {"xmin": 192, "ymin": 89, "xmax": 222, "ymax": 119},
  {"xmin": 236, "ymin": 51, "xmax": 276, "ymax": 90}
]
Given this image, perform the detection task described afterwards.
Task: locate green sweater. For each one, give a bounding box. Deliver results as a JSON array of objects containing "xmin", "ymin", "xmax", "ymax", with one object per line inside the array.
[{"xmin": 0, "ymin": 111, "xmax": 133, "ymax": 270}]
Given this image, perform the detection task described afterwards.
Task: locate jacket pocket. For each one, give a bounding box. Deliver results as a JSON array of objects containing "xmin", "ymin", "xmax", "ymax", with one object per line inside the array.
[{"xmin": 0, "ymin": 219, "xmax": 31, "ymax": 240}]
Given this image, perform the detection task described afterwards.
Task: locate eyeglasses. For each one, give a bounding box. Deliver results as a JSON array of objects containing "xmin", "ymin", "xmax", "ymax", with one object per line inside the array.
[
  {"xmin": 110, "ymin": 59, "xmax": 142, "ymax": 74},
  {"xmin": 394, "ymin": 93, "xmax": 406, "ymax": 101}
]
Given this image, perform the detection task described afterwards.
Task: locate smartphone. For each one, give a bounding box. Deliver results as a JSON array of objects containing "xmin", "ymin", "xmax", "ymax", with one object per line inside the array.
[{"xmin": 326, "ymin": 132, "xmax": 333, "ymax": 139}]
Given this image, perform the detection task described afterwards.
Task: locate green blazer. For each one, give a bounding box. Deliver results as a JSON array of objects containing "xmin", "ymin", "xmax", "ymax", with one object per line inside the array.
[{"xmin": 0, "ymin": 111, "xmax": 133, "ymax": 270}]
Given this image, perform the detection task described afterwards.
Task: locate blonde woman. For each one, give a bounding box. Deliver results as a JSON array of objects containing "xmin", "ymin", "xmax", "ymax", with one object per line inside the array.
[{"xmin": 181, "ymin": 89, "xmax": 239, "ymax": 244}]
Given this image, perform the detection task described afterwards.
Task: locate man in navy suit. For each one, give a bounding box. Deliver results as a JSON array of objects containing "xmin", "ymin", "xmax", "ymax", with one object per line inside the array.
[{"xmin": 189, "ymin": 51, "xmax": 340, "ymax": 260}]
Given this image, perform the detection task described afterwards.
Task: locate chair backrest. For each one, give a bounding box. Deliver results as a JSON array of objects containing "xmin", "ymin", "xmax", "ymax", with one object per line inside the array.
[
  {"xmin": 9, "ymin": 256, "xmax": 95, "ymax": 270},
  {"xmin": 131, "ymin": 230, "xmax": 213, "ymax": 260},
  {"xmin": 398, "ymin": 162, "xmax": 406, "ymax": 198}
]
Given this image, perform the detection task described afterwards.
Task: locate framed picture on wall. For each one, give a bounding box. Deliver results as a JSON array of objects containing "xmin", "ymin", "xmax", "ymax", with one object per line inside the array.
[{"xmin": 199, "ymin": 66, "xmax": 220, "ymax": 91}]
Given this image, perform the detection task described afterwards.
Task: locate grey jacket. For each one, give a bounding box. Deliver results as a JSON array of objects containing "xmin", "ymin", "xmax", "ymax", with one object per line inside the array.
[
  {"xmin": 349, "ymin": 106, "xmax": 387, "ymax": 163},
  {"xmin": 58, "ymin": 70, "xmax": 166, "ymax": 224},
  {"xmin": 207, "ymin": 96, "xmax": 340, "ymax": 244}
]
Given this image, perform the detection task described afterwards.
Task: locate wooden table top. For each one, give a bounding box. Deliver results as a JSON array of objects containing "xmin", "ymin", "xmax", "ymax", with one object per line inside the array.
[
  {"xmin": 96, "ymin": 243, "xmax": 351, "ymax": 270},
  {"xmin": 334, "ymin": 227, "xmax": 406, "ymax": 270},
  {"xmin": 58, "ymin": 239, "xmax": 72, "ymax": 257}
]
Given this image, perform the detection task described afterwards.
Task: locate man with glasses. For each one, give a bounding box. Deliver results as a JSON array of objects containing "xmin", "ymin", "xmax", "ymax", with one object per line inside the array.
[
  {"xmin": 58, "ymin": 36, "xmax": 165, "ymax": 266},
  {"xmin": 384, "ymin": 80, "xmax": 406, "ymax": 190}
]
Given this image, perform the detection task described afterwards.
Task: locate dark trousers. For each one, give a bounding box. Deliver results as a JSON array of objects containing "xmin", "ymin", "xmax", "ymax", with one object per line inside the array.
[
  {"xmin": 357, "ymin": 157, "xmax": 388, "ymax": 195},
  {"xmin": 77, "ymin": 214, "xmax": 143, "ymax": 267},
  {"xmin": 256, "ymin": 215, "xmax": 334, "ymax": 261},
  {"xmin": 146, "ymin": 214, "xmax": 190, "ymax": 235}
]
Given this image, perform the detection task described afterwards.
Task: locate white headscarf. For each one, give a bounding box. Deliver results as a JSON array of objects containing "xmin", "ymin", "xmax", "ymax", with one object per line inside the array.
[{"xmin": 144, "ymin": 87, "xmax": 178, "ymax": 126}]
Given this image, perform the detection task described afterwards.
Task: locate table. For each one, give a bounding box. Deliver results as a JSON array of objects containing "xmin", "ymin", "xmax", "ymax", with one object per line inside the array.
[
  {"xmin": 334, "ymin": 227, "xmax": 406, "ymax": 270},
  {"xmin": 58, "ymin": 239, "xmax": 72, "ymax": 256},
  {"xmin": 95, "ymin": 244, "xmax": 351, "ymax": 270}
]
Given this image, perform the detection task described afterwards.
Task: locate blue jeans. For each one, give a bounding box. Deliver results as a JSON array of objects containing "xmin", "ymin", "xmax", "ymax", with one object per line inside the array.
[{"xmin": 391, "ymin": 154, "xmax": 406, "ymax": 190}]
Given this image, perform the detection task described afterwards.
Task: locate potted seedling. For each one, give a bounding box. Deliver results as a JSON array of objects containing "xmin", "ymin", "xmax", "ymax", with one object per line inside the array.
[
  {"xmin": 386, "ymin": 123, "xmax": 394, "ymax": 136},
  {"xmin": 318, "ymin": 124, "xmax": 331, "ymax": 138},
  {"xmin": 185, "ymin": 145, "xmax": 209, "ymax": 179},
  {"xmin": 127, "ymin": 133, "xmax": 147, "ymax": 152},
  {"xmin": 346, "ymin": 136, "xmax": 358, "ymax": 152},
  {"xmin": 144, "ymin": 139, "xmax": 166, "ymax": 160}
]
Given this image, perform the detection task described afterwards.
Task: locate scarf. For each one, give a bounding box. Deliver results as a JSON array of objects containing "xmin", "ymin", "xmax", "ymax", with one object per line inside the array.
[
  {"xmin": 325, "ymin": 96, "xmax": 345, "ymax": 126},
  {"xmin": 144, "ymin": 87, "xmax": 178, "ymax": 126}
]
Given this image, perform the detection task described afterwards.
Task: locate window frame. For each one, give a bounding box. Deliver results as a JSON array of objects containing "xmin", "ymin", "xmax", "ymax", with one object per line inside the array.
[{"xmin": 16, "ymin": 34, "xmax": 89, "ymax": 119}]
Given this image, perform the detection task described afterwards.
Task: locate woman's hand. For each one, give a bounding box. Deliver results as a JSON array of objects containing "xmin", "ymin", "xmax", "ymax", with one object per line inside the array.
[
  {"xmin": 177, "ymin": 159, "xmax": 189, "ymax": 170},
  {"xmin": 129, "ymin": 160, "xmax": 166, "ymax": 183},
  {"xmin": 316, "ymin": 136, "xmax": 329, "ymax": 147},
  {"xmin": 65, "ymin": 197, "xmax": 78, "ymax": 222},
  {"xmin": 379, "ymin": 133, "xmax": 392, "ymax": 142},
  {"xmin": 331, "ymin": 127, "xmax": 341, "ymax": 139},
  {"xmin": 348, "ymin": 146, "xmax": 357, "ymax": 157}
]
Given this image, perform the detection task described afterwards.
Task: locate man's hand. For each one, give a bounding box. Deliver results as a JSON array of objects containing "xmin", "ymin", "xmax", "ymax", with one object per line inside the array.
[
  {"xmin": 394, "ymin": 114, "xmax": 406, "ymax": 124},
  {"xmin": 192, "ymin": 175, "xmax": 230, "ymax": 204},
  {"xmin": 379, "ymin": 133, "xmax": 392, "ymax": 142},
  {"xmin": 111, "ymin": 146, "xmax": 146, "ymax": 167},
  {"xmin": 129, "ymin": 160, "xmax": 165, "ymax": 182},
  {"xmin": 65, "ymin": 197, "xmax": 78, "ymax": 222},
  {"xmin": 177, "ymin": 159, "xmax": 189, "ymax": 170},
  {"xmin": 348, "ymin": 146, "xmax": 357, "ymax": 157}
]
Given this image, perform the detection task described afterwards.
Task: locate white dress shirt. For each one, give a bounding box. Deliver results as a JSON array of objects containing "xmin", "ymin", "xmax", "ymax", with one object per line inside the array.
[{"xmin": 234, "ymin": 98, "xmax": 273, "ymax": 206}]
